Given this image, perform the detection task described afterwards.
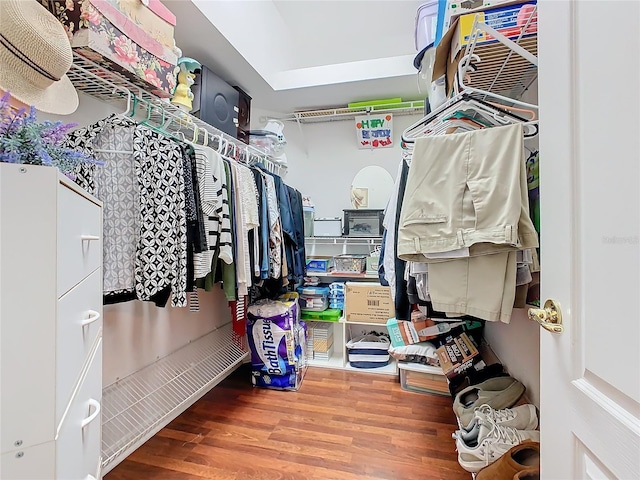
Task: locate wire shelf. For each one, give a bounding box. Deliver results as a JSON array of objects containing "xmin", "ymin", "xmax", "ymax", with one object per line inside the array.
[
  {"xmin": 463, "ymin": 37, "xmax": 537, "ymax": 100},
  {"xmin": 276, "ymin": 101, "xmax": 426, "ymax": 124},
  {"xmin": 68, "ymin": 53, "xmax": 287, "ymax": 176},
  {"xmin": 100, "ymin": 322, "xmax": 247, "ymax": 474},
  {"xmin": 458, "ymin": 5, "xmax": 538, "ymax": 107}
]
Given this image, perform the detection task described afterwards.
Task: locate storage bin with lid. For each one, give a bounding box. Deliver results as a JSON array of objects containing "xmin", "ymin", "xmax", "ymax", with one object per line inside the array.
[
  {"xmin": 303, "ymin": 206, "xmax": 315, "ymax": 237},
  {"xmin": 415, "ymin": 0, "xmax": 440, "ymax": 52},
  {"xmin": 300, "ymin": 308, "xmax": 342, "ymax": 322},
  {"xmin": 313, "ymin": 217, "xmax": 342, "ymax": 237},
  {"xmin": 297, "ymin": 286, "xmax": 330, "ymax": 312}
]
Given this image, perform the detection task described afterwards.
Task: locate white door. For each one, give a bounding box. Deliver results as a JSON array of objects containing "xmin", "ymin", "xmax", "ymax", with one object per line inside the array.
[{"xmin": 538, "ymin": 1, "xmax": 640, "ymax": 479}]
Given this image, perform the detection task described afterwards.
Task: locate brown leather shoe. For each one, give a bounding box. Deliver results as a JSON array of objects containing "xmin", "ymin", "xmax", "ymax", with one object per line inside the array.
[
  {"xmin": 476, "ymin": 441, "xmax": 540, "ymax": 480},
  {"xmin": 514, "ymin": 468, "xmax": 540, "ymax": 480}
]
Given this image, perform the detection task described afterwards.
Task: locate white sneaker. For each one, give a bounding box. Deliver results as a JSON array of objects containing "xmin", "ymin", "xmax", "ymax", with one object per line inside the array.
[
  {"xmin": 453, "ymin": 418, "xmax": 541, "ymax": 473},
  {"xmin": 461, "ymin": 403, "xmax": 538, "ymax": 431}
]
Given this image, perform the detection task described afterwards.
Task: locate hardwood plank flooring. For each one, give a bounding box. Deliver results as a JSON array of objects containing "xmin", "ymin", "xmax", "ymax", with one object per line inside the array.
[{"xmin": 105, "ymin": 364, "xmax": 469, "ymax": 480}]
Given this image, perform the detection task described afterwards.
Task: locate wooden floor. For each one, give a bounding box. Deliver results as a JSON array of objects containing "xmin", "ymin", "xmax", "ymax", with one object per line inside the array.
[{"xmin": 105, "ymin": 364, "xmax": 469, "ymax": 480}]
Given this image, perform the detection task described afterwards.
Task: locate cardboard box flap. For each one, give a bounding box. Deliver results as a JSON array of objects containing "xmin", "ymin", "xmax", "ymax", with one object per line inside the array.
[{"xmin": 432, "ymin": 17, "xmax": 459, "ymax": 82}]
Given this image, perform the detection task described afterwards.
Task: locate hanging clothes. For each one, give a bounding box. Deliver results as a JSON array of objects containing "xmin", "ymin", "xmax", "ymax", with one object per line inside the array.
[
  {"xmin": 230, "ymin": 162, "xmax": 260, "ymax": 297},
  {"xmin": 397, "ymin": 123, "xmax": 538, "ymax": 323},
  {"xmin": 220, "ymin": 160, "xmax": 238, "ymax": 301},
  {"xmin": 63, "ymin": 115, "xmax": 189, "ymax": 307},
  {"xmin": 262, "ymin": 172, "xmax": 283, "ymax": 279},
  {"xmin": 287, "ymin": 185, "xmax": 307, "ymax": 282},
  {"xmin": 133, "ymin": 127, "xmax": 188, "ymax": 307},
  {"xmin": 252, "ymin": 168, "xmax": 270, "ymax": 281},
  {"xmin": 192, "ymin": 145, "xmax": 234, "ymax": 280},
  {"xmin": 64, "ymin": 117, "xmax": 138, "ymax": 300}
]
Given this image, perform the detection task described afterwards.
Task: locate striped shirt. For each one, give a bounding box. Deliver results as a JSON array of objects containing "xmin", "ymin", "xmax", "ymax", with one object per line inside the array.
[{"xmin": 192, "ymin": 146, "xmax": 233, "ymax": 280}]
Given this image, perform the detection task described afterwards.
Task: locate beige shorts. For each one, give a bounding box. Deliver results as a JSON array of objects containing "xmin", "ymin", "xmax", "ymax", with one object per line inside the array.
[
  {"xmin": 398, "ymin": 124, "xmax": 538, "ymax": 262},
  {"xmin": 429, "ymin": 251, "xmax": 517, "ymax": 323}
]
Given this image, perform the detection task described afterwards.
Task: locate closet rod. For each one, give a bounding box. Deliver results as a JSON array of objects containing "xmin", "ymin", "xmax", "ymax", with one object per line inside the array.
[{"xmin": 67, "ymin": 53, "xmax": 287, "ymax": 177}]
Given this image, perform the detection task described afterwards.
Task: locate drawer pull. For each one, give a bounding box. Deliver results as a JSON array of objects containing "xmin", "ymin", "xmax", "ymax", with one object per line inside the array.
[
  {"xmin": 82, "ymin": 310, "xmax": 101, "ymax": 326},
  {"xmin": 81, "ymin": 399, "xmax": 101, "ymax": 429},
  {"xmin": 81, "ymin": 235, "xmax": 100, "ymax": 241}
]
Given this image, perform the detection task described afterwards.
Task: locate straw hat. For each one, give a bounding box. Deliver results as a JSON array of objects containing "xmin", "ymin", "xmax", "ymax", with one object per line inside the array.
[{"xmin": 0, "ymin": 0, "xmax": 79, "ymax": 114}]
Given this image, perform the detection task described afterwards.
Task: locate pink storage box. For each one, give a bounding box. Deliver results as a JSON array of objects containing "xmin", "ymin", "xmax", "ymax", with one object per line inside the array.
[
  {"xmin": 91, "ymin": 0, "xmax": 177, "ymax": 55},
  {"xmin": 42, "ymin": 0, "xmax": 178, "ymax": 98}
]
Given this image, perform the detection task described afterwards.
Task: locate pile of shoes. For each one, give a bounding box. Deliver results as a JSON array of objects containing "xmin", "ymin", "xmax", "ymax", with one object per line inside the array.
[{"xmin": 451, "ymin": 373, "xmax": 540, "ymax": 477}]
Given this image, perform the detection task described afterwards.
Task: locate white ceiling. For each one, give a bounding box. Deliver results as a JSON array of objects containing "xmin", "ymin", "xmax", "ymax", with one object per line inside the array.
[{"xmin": 164, "ymin": 0, "xmax": 426, "ymax": 114}]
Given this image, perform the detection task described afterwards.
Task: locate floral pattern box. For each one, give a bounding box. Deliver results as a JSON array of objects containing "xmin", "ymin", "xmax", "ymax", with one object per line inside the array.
[{"xmin": 41, "ymin": 0, "xmax": 178, "ymax": 98}]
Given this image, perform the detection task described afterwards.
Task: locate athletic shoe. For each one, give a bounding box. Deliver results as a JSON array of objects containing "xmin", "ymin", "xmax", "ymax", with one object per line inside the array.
[
  {"xmin": 461, "ymin": 403, "xmax": 538, "ymax": 431},
  {"xmin": 453, "ymin": 376, "xmax": 525, "ymax": 427},
  {"xmin": 453, "ymin": 418, "xmax": 540, "ymax": 473}
]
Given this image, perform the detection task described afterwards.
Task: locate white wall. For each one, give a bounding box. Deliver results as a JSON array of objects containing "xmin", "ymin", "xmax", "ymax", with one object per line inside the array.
[
  {"xmin": 39, "ymin": 93, "xmax": 233, "ymax": 387},
  {"xmin": 252, "ymin": 109, "xmax": 423, "ymax": 219},
  {"xmin": 484, "ymin": 309, "xmax": 541, "ymax": 408}
]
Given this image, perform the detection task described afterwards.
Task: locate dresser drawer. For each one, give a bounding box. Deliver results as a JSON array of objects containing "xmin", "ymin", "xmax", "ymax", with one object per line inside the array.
[
  {"xmin": 1, "ymin": 441, "xmax": 55, "ymax": 480},
  {"xmin": 56, "ymin": 268, "xmax": 103, "ymax": 427},
  {"xmin": 57, "ymin": 184, "xmax": 102, "ymax": 297},
  {"xmin": 56, "ymin": 339, "xmax": 102, "ymax": 480}
]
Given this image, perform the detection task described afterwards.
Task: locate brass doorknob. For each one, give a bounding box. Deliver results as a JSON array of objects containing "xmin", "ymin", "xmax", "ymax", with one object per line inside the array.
[{"xmin": 528, "ymin": 299, "xmax": 564, "ymax": 334}]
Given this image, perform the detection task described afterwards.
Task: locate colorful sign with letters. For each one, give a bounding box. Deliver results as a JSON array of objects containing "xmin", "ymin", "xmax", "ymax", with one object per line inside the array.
[{"xmin": 356, "ymin": 114, "xmax": 393, "ymax": 149}]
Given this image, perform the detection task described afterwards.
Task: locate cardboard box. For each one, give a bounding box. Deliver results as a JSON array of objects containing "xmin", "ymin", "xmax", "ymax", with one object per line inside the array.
[
  {"xmin": 344, "ymin": 282, "xmax": 394, "ymax": 324},
  {"xmin": 436, "ymin": 332, "xmax": 481, "ymax": 379},
  {"xmin": 386, "ymin": 317, "xmax": 439, "ymax": 347},
  {"xmin": 42, "ymin": 0, "xmax": 178, "ymax": 98}
]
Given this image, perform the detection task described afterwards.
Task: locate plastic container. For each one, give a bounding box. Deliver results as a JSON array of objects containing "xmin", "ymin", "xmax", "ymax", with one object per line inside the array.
[
  {"xmin": 313, "ymin": 218, "xmax": 342, "ymax": 237},
  {"xmin": 306, "ymin": 256, "xmax": 333, "ymax": 273},
  {"xmin": 398, "ymin": 362, "xmax": 450, "ymax": 396},
  {"xmin": 415, "ymin": 1, "xmax": 440, "ymax": 52},
  {"xmin": 297, "ymin": 286, "xmax": 330, "ymax": 312},
  {"xmin": 249, "ymin": 131, "xmax": 284, "ymax": 155},
  {"xmin": 303, "ymin": 206, "xmax": 314, "ymax": 237},
  {"xmin": 300, "ymin": 308, "xmax": 342, "ymax": 322}
]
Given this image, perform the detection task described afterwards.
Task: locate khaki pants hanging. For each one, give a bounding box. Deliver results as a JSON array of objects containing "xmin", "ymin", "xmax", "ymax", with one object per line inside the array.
[
  {"xmin": 428, "ymin": 251, "xmax": 518, "ymax": 323},
  {"xmin": 398, "ymin": 123, "xmax": 538, "ymax": 262}
]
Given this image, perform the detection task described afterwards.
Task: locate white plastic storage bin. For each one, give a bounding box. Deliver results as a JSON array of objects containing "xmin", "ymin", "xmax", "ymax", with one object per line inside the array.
[
  {"xmin": 415, "ymin": 0, "xmax": 440, "ymax": 51},
  {"xmin": 313, "ymin": 217, "xmax": 342, "ymax": 237},
  {"xmin": 398, "ymin": 362, "xmax": 450, "ymax": 396}
]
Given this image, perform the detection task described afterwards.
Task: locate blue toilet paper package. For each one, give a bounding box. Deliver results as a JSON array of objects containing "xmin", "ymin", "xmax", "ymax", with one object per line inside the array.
[{"xmin": 247, "ymin": 293, "xmax": 307, "ymax": 391}]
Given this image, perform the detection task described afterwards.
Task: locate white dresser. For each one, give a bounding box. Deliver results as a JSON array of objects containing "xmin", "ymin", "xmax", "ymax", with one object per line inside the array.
[{"xmin": 0, "ymin": 163, "xmax": 103, "ymax": 479}]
